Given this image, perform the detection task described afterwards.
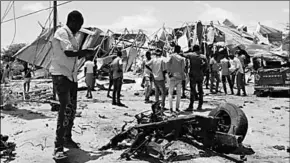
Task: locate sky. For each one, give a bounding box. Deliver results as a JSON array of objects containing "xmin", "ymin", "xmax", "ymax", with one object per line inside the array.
[{"xmin": 1, "ymin": 1, "xmax": 289, "ymax": 48}]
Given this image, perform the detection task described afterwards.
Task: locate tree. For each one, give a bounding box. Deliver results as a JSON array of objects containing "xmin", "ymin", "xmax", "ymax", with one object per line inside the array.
[{"xmin": 1, "ymin": 43, "xmax": 26, "ymax": 62}]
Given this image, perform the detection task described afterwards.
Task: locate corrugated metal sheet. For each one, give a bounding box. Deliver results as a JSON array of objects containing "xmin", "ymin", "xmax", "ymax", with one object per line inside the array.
[
  {"xmin": 258, "ymin": 24, "xmax": 283, "ymax": 42},
  {"xmin": 12, "ymin": 28, "xmax": 55, "ymax": 69},
  {"xmin": 214, "ymin": 25, "xmax": 253, "ymax": 46},
  {"xmin": 13, "ymin": 27, "xmax": 111, "ymax": 71},
  {"xmin": 223, "ymin": 19, "xmax": 237, "ymax": 28}
]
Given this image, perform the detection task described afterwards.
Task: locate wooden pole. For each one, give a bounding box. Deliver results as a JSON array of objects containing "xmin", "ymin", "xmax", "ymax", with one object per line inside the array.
[
  {"xmin": 52, "ymin": 1, "xmax": 57, "ymax": 100},
  {"xmin": 53, "ymin": 1, "xmax": 57, "ymax": 33}
]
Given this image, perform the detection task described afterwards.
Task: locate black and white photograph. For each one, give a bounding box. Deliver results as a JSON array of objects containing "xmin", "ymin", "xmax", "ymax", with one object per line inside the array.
[{"xmin": 1, "ymin": 1, "xmax": 289, "ymax": 163}]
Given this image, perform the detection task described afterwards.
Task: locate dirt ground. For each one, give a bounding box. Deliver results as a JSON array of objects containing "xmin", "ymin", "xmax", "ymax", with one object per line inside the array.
[{"xmin": 1, "ymin": 74, "xmax": 289, "ymax": 163}]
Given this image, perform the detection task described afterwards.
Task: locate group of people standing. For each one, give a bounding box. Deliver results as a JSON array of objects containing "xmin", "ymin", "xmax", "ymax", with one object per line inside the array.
[
  {"xmin": 141, "ymin": 43, "xmax": 249, "ymax": 113},
  {"xmin": 45, "ymin": 10, "xmax": 250, "ymax": 160}
]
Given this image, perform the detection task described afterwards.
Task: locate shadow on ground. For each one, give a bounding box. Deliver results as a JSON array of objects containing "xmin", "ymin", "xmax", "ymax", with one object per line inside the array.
[
  {"xmin": 1, "ymin": 108, "xmax": 52, "ymax": 120},
  {"xmin": 135, "ymin": 153, "xmax": 198, "ymax": 163},
  {"xmin": 66, "ymin": 149, "xmax": 112, "ymax": 163},
  {"xmin": 180, "ymin": 137, "xmax": 251, "ymax": 163}
]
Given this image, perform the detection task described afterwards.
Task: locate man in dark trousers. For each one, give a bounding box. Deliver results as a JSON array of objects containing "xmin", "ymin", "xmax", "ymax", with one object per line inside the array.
[
  {"xmin": 152, "ymin": 49, "xmax": 167, "ymax": 111},
  {"xmin": 110, "ymin": 51, "xmax": 125, "ymax": 107},
  {"xmin": 107, "ymin": 55, "xmax": 117, "ymax": 98},
  {"xmin": 182, "ymin": 45, "xmax": 207, "ymax": 111},
  {"xmin": 49, "ymin": 10, "xmax": 95, "ymax": 160}
]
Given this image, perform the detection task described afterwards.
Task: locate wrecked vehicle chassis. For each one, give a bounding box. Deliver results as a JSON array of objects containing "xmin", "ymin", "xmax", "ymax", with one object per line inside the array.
[{"xmin": 100, "ymin": 102, "xmax": 253, "ymax": 161}]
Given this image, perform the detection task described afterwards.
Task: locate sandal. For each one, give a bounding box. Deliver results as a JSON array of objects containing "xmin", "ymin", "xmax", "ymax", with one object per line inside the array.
[{"xmin": 53, "ymin": 151, "xmax": 68, "ymax": 160}]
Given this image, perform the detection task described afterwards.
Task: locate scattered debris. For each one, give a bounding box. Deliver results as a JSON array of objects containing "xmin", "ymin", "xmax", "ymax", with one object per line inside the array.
[
  {"xmin": 124, "ymin": 113, "xmax": 133, "ymax": 117},
  {"xmin": 273, "ymin": 145, "xmax": 285, "ymax": 151},
  {"xmin": 272, "ymin": 107, "xmax": 281, "ymax": 110},
  {"xmin": 18, "ymin": 137, "xmax": 49, "ymax": 151},
  {"xmin": 0, "ymin": 104, "xmax": 17, "ymax": 111},
  {"xmin": 99, "ymin": 101, "xmax": 254, "ymax": 162},
  {"xmin": 0, "ymin": 134, "xmax": 16, "ymax": 161},
  {"xmin": 99, "ymin": 115, "xmax": 108, "ymax": 119},
  {"xmin": 287, "ymin": 147, "xmax": 290, "ymax": 153},
  {"xmin": 14, "ymin": 130, "xmax": 23, "ymax": 136}
]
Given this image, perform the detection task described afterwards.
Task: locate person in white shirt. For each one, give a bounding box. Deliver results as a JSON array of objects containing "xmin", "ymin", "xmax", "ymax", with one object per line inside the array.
[
  {"xmin": 142, "ymin": 51, "xmax": 153, "ymax": 103},
  {"xmin": 49, "ymin": 10, "xmax": 94, "ymax": 160},
  {"xmin": 167, "ymin": 45, "xmax": 185, "ymax": 112},
  {"xmin": 152, "ymin": 49, "xmax": 167, "ymax": 111},
  {"xmin": 229, "ymin": 54, "xmax": 239, "ymax": 88},
  {"xmin": 220, "ymin": 55, "xmax": 234, "ymax": 94},
  {"xmin": 84, "ymin": 55, "xmax": 95, "ymax": 99}
]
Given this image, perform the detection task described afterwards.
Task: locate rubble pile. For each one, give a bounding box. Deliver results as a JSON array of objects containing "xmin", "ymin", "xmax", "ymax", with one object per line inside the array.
[
  {"xmin": 99, "ymin": 101, "xmax": 255, "ymax": 162},
  {"xmin": 0, "ymin": 134, "xmax": 16, "ymax": 162}
]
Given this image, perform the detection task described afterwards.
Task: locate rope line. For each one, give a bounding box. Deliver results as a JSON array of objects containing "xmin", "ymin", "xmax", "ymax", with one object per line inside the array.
[{"xmin": 1, "ymin": 1, "xmax": 72, "ymax": 24}]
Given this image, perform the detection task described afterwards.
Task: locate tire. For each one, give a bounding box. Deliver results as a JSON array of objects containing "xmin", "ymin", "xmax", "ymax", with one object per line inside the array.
[{"xmin": 208, "ymin": 102, "xmax": 248, "ymax": 142}]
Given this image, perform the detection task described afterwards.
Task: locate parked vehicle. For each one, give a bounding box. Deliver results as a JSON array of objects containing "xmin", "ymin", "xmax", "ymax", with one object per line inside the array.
[{"xmin": 253, "ymin": 52, "xmax": 290, "ymax": 96}]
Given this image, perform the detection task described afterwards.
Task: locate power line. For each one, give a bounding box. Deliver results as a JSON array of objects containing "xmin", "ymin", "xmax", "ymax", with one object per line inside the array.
[
  {"xmin": 1, "ymin": 1, "xmax": 72, "ymax": 24},
  {"xmin": 1, "ymin": 1, "xmax": 13, "ymax": 22},
  {"xmin": 8, "ymin": 1, "xmax": 16, "ymax": 47}
]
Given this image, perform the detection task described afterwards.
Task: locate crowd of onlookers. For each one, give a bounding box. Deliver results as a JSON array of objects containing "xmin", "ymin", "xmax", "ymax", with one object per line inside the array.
[
  {"xmin": 136, "ymin": 42, "xmax": 250, "ymax": 113},
  {"xmin": 0, "ymin": 10, "xmax": 252, "ymax": 160}
]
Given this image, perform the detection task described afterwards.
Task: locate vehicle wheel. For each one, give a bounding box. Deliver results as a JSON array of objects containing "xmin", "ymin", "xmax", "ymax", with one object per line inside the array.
[{"xmin": 208, "ymin": 102, "xmax": 248, "ymax": 142}]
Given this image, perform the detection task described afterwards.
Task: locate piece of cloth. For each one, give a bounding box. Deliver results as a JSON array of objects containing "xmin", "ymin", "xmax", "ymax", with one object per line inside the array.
[
  {"xmin": 110, "ymin": 57, "xmax": 123, "ymax": 79},
  {"xmin": 206, "ymin": 26, "xmax": 216, "ymax": 44},
  {"xmin": 152, "ymin": 57, "xmax": 166, "ymax": 81},
  {"xmin": 49, "ymin": 25, "xmax": 79, "ymax": 82},
  {"xmin": 220, "ymin": 58, "xmax": 230, "ymax": 75},
  {"xmin": 143, "ymin": 59, "xmax": 153, "ymax": 77},
  {"xmin": 154, "ymin": 80, "xmax": 166, "ymax": 108},
  {"xmin": 144, "ymin": 76, "xmax": 152, "ymax": 101},
  {"xmin": 53, "ymin": 75, "xmax": 77, "ymax": 151},
  {"xmin": 84, "ymin": 61, "xmax": 94, "ymax": 74},
  {"xmin": 210, "ymin": 57, "xmax": 220, "ymax": 72},
  {"xmin": 184, "ymin": 52, "xmax": 204, "ymax": 82},
  {"xmin": 85, "ymin": 73, "xmax": 94, "ymax": 88},
  {"xmin": 168, "ymin": 53, "xmax": 185, "ymax": 81},
  {"xmin": 168, "ymin": 79, "xmax": 182, "ymax": 110},
  {"xmin": 24, "ymin": 77, "xmax": 31, "ymax": 83},
  {"xmin": 188, "ymin": 79, "xmax": 203, "ymax": 109},
  {"xmin": 112, "ymin": 77, "xmax": 122, "ymax": 103}
]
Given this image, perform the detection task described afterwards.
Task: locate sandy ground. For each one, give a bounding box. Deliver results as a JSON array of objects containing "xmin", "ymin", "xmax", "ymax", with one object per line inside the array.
[{"xmin": 1, "ymin": 74, "xmax": 289, "ymax": 163}]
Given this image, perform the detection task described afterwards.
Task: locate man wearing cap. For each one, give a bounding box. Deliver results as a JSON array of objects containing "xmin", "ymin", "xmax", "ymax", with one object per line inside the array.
[
  {"xmin": 49, "ymin": 10, "xmax": 94, "ymax": 159},
  {"xmin": 152, "ymin": 49, "xmax": 167, "ymax": 110}
]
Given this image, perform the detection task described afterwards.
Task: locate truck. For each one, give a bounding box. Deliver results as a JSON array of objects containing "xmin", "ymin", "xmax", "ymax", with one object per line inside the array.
[{"xmin": 252, "ymin": 51, "xmax": 290, "ymax": 97}]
